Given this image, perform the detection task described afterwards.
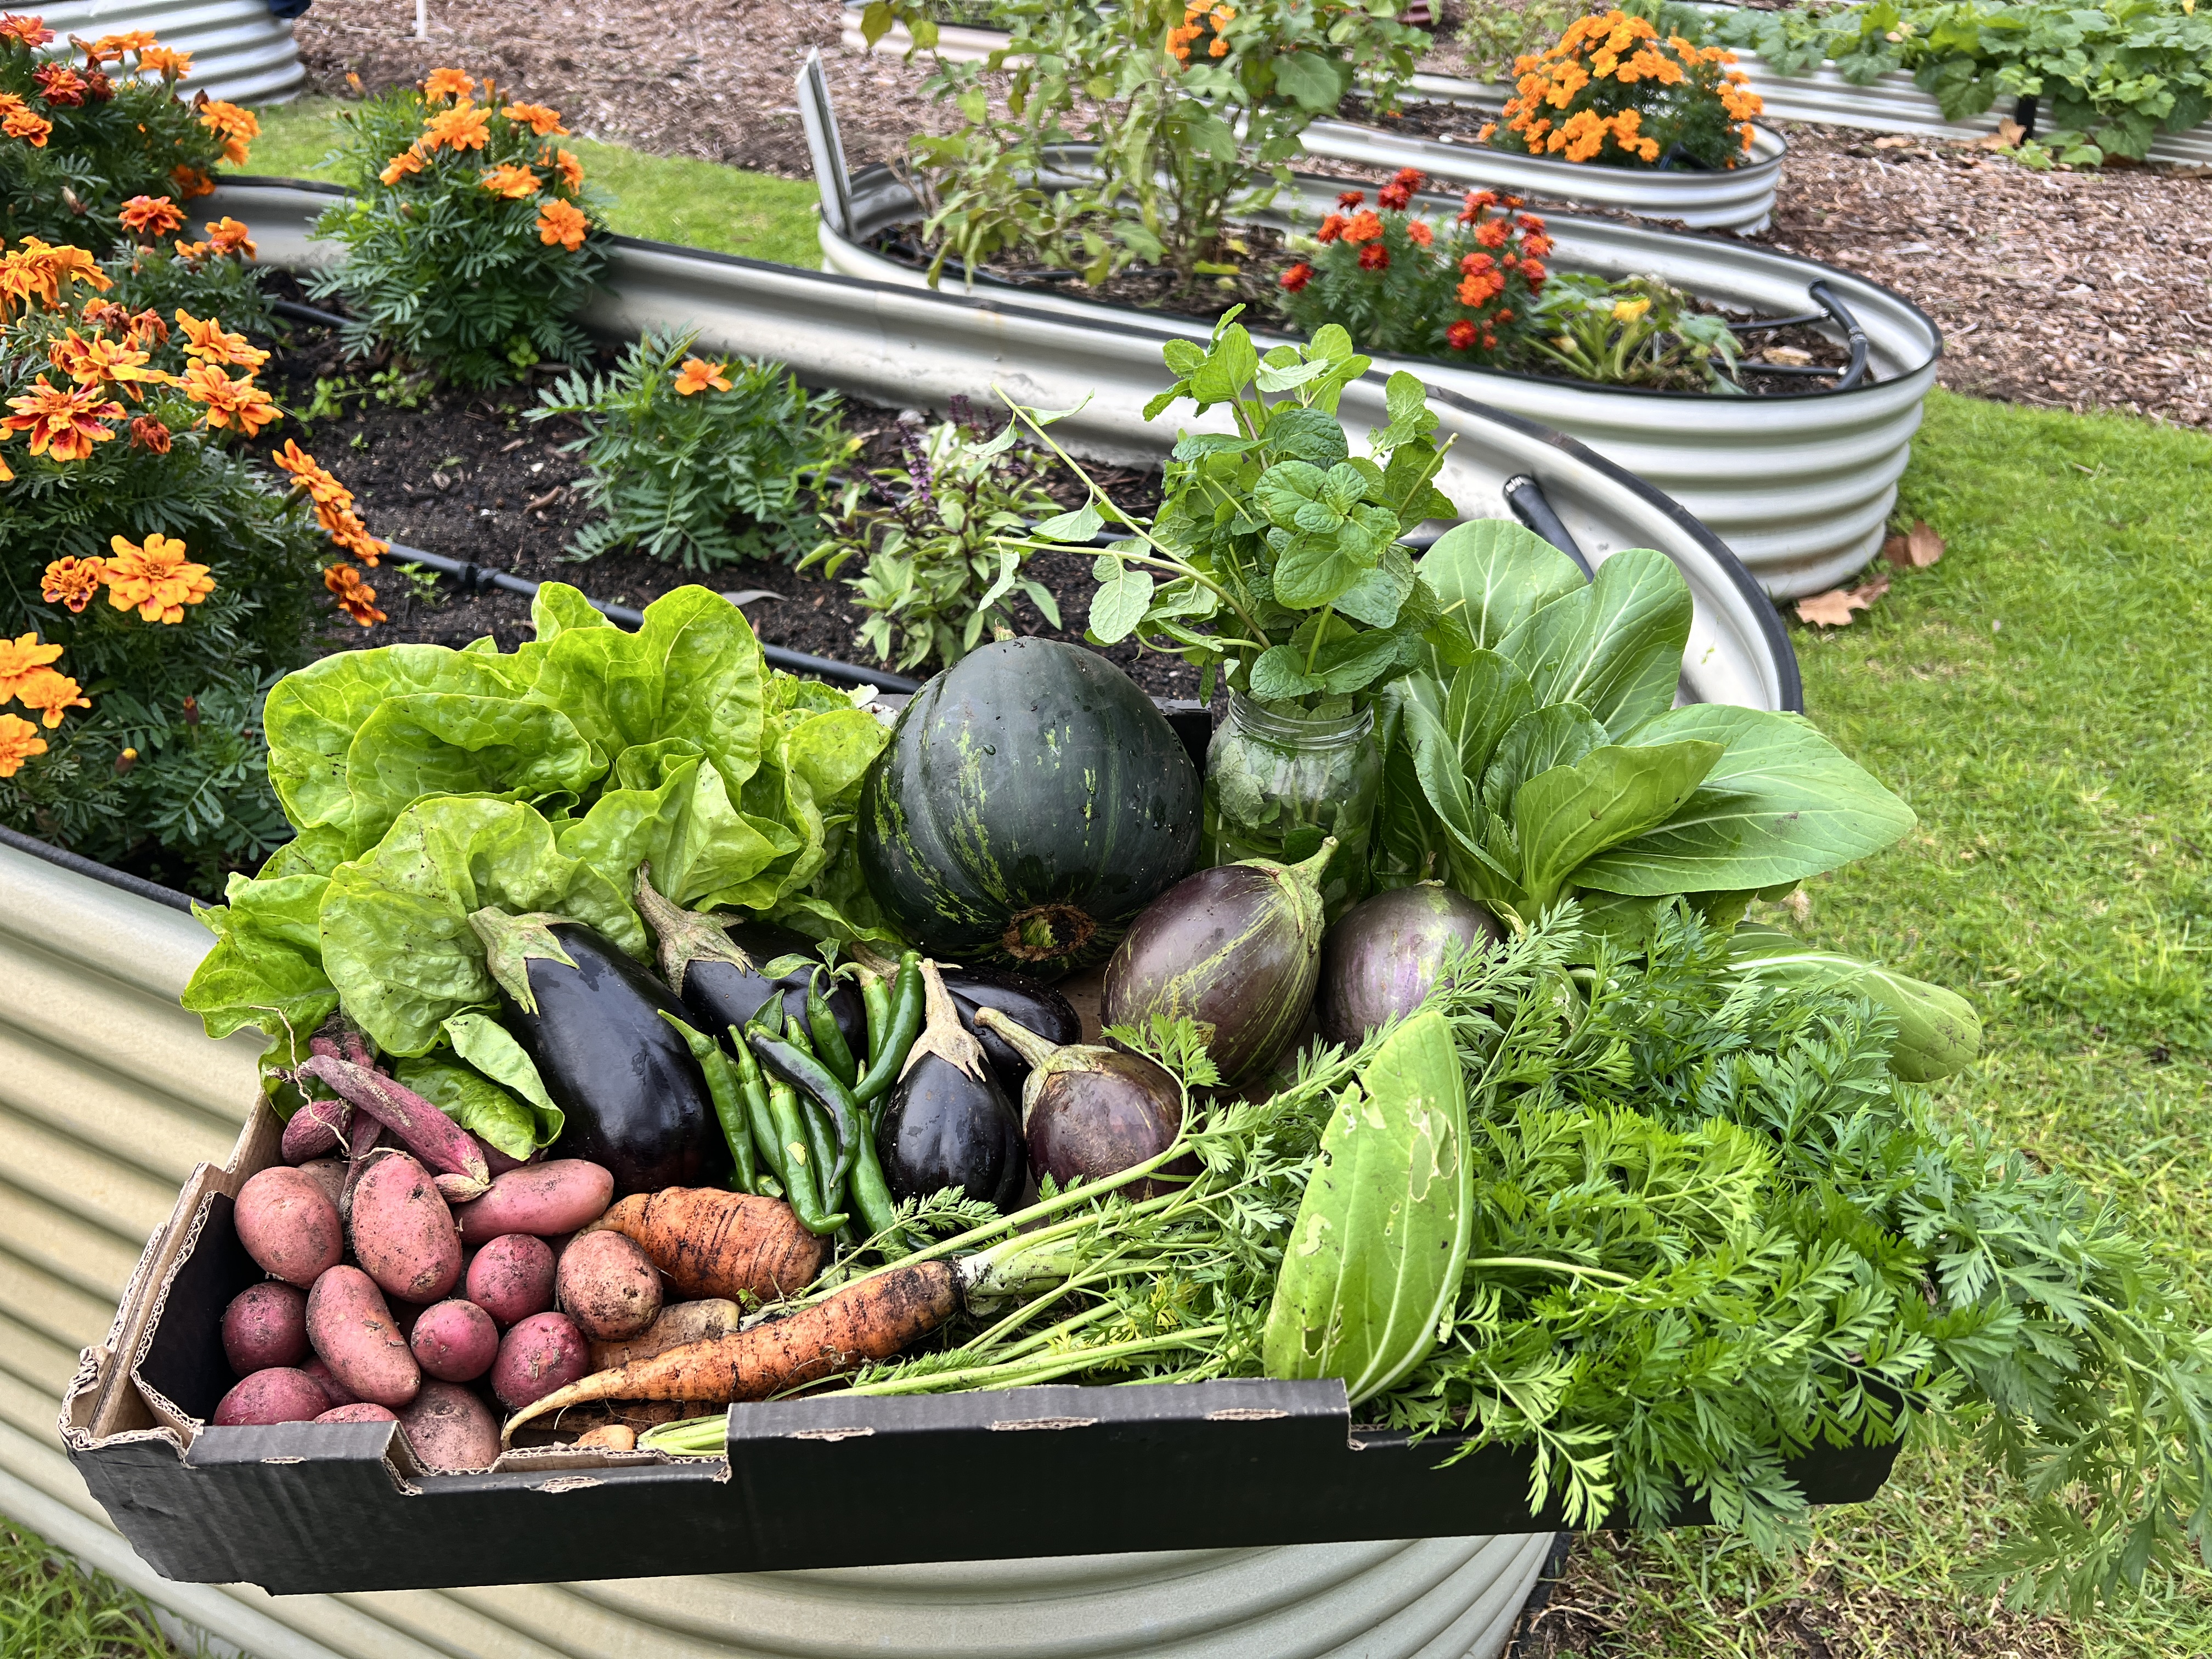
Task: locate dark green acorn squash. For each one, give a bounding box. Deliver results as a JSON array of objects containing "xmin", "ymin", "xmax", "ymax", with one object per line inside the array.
[{"xmin": 859, "ymin": 640, "xmax": 1201, "ymax": 977}]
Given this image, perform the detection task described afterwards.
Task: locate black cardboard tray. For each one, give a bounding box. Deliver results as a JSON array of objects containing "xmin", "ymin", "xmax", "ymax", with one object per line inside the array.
[{"xmin": 67, "ymin": 1181, "xmax": 1903, "ymax": 1594}]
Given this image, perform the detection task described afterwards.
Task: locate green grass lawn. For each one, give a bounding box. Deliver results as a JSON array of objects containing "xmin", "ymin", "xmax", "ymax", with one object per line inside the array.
[
  {"xmin": 244, "ymin": 98, "xmax": 822, "ymax": 268},
  {"xmin": 0, "ymin": 1522, "xmax": 183, "ymax": 1658}
]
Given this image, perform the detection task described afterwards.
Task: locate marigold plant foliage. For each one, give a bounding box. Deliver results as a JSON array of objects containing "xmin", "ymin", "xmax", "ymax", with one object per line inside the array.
[
  {"xmin": 877, "ymin": 0, "xmax": 1428, "ymax": 288},
  {"xmin": 529, "ymin": 326, "xmax": 851, "ymax": 571},
  {"xmin": 311, "ymin": 71, "xmax": 607, "ymax": 390},
  {"xmin": 0, "ymin": 233, "xmax": 379, "ymax": 885},
  {"xmin": 1278, "ymin": 173, "xmax": 1554, "ymax": 364},
  {"xmin": 0, "ymin": 16, "xmax": 245, "ymax": 247},
  {"xmin": 1483, "ymin": 8, "xmax": 1762, "ymax": 170}
]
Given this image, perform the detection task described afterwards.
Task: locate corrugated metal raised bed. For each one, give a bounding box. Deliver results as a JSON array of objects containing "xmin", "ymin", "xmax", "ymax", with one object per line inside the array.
[
  {"xmin": 810, "ymin": 153, "xmax": 1939, "ymax": 600},
  {"xmin": 38, "ymin": 0, "xmax": 302, "ymax": 106}
]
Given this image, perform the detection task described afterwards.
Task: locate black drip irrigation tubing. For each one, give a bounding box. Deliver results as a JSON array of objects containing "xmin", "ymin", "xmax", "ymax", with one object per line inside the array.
[{"xmin": 1725, "ymin": 281, "xmax": 1871, "ymax": 390}]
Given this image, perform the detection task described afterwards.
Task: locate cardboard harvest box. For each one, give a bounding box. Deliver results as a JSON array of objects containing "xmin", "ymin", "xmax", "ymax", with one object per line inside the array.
[{"xmin": 60, "ymin": 1091, "xmax": 1903, "ymax": 1594}]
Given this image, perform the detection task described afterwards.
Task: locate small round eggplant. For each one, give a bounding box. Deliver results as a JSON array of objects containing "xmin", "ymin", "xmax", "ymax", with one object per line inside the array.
[
  {"xmin": 1102, "ymin": 840, "xmax": 1334, "ymax": 1085},
  {"xmin": 1317, "ymin": 883, "xmax": 1506, "ymax": 1047},
  {"xmin": 943, "ymin": 967, "xmax": 1081, "ymax": 1095},
  {"xmin": 634, "ymin": 873, "xmax": 865, "ymax": 1055},
  {"xmin": 877, "ymin": 1054, "xmax": 1025, "ymax": 1212},
  {"xmin": 973, "ymin": 1008, "xmax": 1195, "ymax": 1199},
  {"xmin": 470, "ymin": 909, "xmax": 730, "ymax": 1199}
]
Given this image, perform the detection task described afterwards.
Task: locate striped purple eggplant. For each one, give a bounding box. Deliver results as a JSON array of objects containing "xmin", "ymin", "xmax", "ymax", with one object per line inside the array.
[
  {"xmin": 1100, "ymin": 841, "xmax": 1335, "ymax": 1086},
  {"xmin": 1316, "ymin": 884, "xmax": 1506, "ymax": 1048}
]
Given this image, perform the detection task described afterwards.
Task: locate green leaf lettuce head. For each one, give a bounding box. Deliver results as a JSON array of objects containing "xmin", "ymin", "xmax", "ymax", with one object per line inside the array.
[{"xmin": 182, "ymin": 583, "xmax": 890, "ymax": 1058}]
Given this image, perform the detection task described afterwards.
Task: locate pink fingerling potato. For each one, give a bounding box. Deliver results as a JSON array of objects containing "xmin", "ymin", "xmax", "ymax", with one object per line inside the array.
[
  {"xmin": 349, "ymin": 1151, "xmax": 462, "ymax": 1305},
  {"xmin": 456, "ymin": 1160, "xmax": 613, "ymax": 1245},
  {"xmin": 305, "ymin": 1265, "xmax": 421, "ymax": 1409}
]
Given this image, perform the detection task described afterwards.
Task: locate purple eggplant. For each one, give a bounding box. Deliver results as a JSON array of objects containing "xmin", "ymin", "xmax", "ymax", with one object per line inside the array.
[
  {"xmin": 1101, "ymin": 841, "xmax": 1334, "ymax": 1085},
  {"xmin": 973, "ymin": 1008, "xmax": 1195, "ymax": 1199},
  {"xmin": 469, "ymin": 908, "xmax": 729, "ymax": 1198},
  {"xmin": 634, "ymin": 871, "xmax": 865, "ymax": 1058},
  {"xmin": 876, "ymin": 964, "xmax": 1023, "ymax": 1211},
  {"xmin": 1316, "ymin": 884, "xmax": 1506, "ymax": 1047},
  {"xmin": 943, "ymin": 967, "xmax": 1081, "ymax": 1095}
]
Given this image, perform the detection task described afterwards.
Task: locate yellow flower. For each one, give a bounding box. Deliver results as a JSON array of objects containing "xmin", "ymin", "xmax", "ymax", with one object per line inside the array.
[
  {"xmin": 1612, "ymin": 296, "xmax": 1652, "ymax": 323},
  {"xmin": 105, "ymin": 534, "xmax": 216, "ymax": 624},
  {"xmin": 174, "ymin": 308, "xmax": 269, "ymax": 369},
  {"xmin": 0, "ymin": 713, "xmax": 46, "ymax": 778},
  {"xmin": 0, "ymin": 633, "xmax": 65, "ymax": 701},
  {"xmin": 672, "ymin": 358, "xmax": 732, "ymax": 396}
]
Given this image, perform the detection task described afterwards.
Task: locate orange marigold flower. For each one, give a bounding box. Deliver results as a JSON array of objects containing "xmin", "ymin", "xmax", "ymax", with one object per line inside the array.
[
  {"xmin": 48, "ymin": 329, "xmax": 172, "ymax": 398},
  {"xmin": 1, "ymin": 93, "xmax": 52, "ymax": 147},
  {"xmin": 1315, "ymin": 212, "xmax": 1347, "ymax": 244},
  {"xmin": 550, "ymin": 146, "xmax": 584, "ymax": 190},
  {"xmin": 1475, "ymin": 216, "xmax": 1511, "ymax": 249},
  {"xmin": 1457, "ymin": 269, "xmax": 1502, "ymax": 306},
  {"xmin": 85, "ymin": 28, "xmax": 156, "ymax": 59},
  {"xmin": 200, "ymin": 217, "xmax": 255, "ymax": 257},
  {"xmin": 0, "ymin": 14, "xmax": 53, "ymax": 46},
  {"xmin": 537, "ymin": 196, "xmax": 588, "ymax": 251},
  {"xmin": 380, "ymin": 144, "xmax": 427, "ymax": 185},
  {"xmin": 39, "ymin": 556, "xmax": 103, "ymax": 613},
  {"xmin": 1342, "ymin": 210, "xmax": 1384, "ymax": 245},
  {"xmin": 424, "ymin": 67, "xmax": 475, "ymax": 102},
  {"xmin": 1377, "ymin": 179, "xmax": 1413, "ymax": 211},
  {"xmin": 172, "ymin": 164, "xmax": 214, "ymax": 199},
  {"xmin": 1357, "ymin": 243, "xmax": 1388, "ymax": 272},
  {"xmin": 118, "ymin": 194, "xmax": 184, "ymax": 235},
  {"xmin": 0, "ymin": 634, "xmax": 64, "ymax": 699},
  {"xmin": 501, "ymin": 101, "xmax": 567, "ymax": 136},
  {"xmin": 1335, "ymin": 189, "xmax": 1363, "ymax": 210},
  {"xmin": 1520, "ymin": 232, "xmax": 1552, "ymax": 259},
  {"xmin": 173, "ymin": 308, "xmax": 268, "ymax": 369},
  {"xmin": 1521, "ymin": 257, "xmax": 1548, "ymax": 287},
  {"xmin": 12, "ymin": 665, "xmax": 88, "ymax": 727},
  {"xmin": 0, "ymin": 713, "xmax": 45, "ymax": 777},
  {"xmin": 1446, "ymin": 319, "xmax": 1479, "ymax": 352},
  {"xmin": 139, "ymin": 44, "xmax": 190, "ymax": 76},
  {"xmin": 1457, "ymin": 189, "xmax": 1498, "ymax": 223},
  {"xmin": 324, "ymin": 563, "xmax": 386, "ymax": 627},
  {"xmin": 422, "ymin": 102, "xmax": 490, "ymax": 153},
  {"xmin": 479, "ymin": 162, "xmax": 539, "ymax": 199},
  {"xmin": 673, "ymin": 357, "xmax": 732, "ymax": 396},
  {"xmin": 179, "ymin": 360, "xmax": 279, "ymax": 436},
  {"xmin": 198, "ymin": 99, "xmax": 257, "ymax": 165},
  {"xmin": 129, "ymin": 415, "xmax": 172, "ymax": 453},
  {"xmin": 105, "ymin": 533, "xmax": 215, "ymax": 623},
  {"xmin": 1278, "ymin": 261, "xmax": 1312, "ymax": 293},
  {"xmin": 1459, "ymin": 251, "xmax": 1496, "ymax": 275},
  {"xmin": 1406, "ymin": 220, "xmax": 1434, "ymax": 247},
  {"xmin": 2, "ymin": 376, "xmax": 122, "ymax": 460}
]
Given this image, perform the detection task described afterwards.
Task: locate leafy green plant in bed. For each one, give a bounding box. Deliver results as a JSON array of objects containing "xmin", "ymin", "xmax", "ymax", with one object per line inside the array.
[
  {"xmin": 802, "ymin": 406, "xmax": 1063, "ymax": 672},
  {"xmin": 178, "ymin": 583, "xmax": 891, "ymax": 1156},
  {"xmin": 309, "ymin": 69, "xmax": 607, "ymax": 389},
  {"xmin": 531, "ymin": 328, "xmax": 850, "ymax": 571}
]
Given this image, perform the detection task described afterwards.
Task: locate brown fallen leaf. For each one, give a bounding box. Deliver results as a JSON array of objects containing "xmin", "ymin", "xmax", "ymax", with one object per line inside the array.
[
  {"xmin": 1881, "ymin": 520, "xmax": 1945, "ymax": 569},
  {"xmin": 1874, "ymin": 134, "xmax": 1913, "ymax": 149},
  {"xmin": 1795, "ymin": 571, "xmax": 1892, "ymax": 627},
  {"xmin": 1972, "ymin": 119, "xmax": 2027, "ymax": 150}
]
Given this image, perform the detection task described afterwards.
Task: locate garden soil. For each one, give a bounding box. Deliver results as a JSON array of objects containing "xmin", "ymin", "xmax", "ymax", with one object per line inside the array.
[{"xmin": 295, "ymin": 1, "xmax": 2212, "ymax": 432}]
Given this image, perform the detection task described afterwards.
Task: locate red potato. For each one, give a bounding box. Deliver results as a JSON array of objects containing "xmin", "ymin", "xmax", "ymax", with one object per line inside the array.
[
  {"xmin": 410, "ymin": 1299, "xmax": 499, "ymax": 1383},
  {"xmin": 305, "ymin": 1265, "xmax": 421, "ymax": 1409},
  {"xmin": 301, "ymin": 1356, "xmax": 358, "ymax": 1407},
  {"xmin": 315, "ymin": 1403, "xmax": 398, "ymax": 1424},
  {"xmin": 398, "ymin": 1380, "xmax": 501, "ymax": 1471},
  {"xmin": 490, "ymin": 1312, "xmax": 590, "ymax": 1409},
  {"xmin": 234, "ymin": 1167, "xmax": 345, "ymax": 1288},
  {"xmin": 465, "ymin": 1234, "xmax": 556, "ymax": 1326},
  {"xmin": 349, "ymin": 1152, "xmax": 462, "ymax": 1305},
  {"xmin": 221, "ymin": 1282, "xmax": 308, "ymax": 1374},
  {"xmin": 556, "ymin": 1231, "xmax": 662, "ymax": 1342},
  {"xmin": 214, "ymin": 1367, "xmax": 329, "ymax": 1426},
  {"xmin": 456, "ymin": 1160, "xmax": 614, "ymax": 1246},
  {"xmin": 295, "ymin": 1158, "xmax": 347, "ymax": 1209}
]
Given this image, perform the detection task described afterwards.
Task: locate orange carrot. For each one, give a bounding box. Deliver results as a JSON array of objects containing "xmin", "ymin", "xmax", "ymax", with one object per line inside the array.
[
  {"xmin": 590, "ymin": 1188, "xmax": 828, "ymax": 1302},
  {"xmin": 501, "ymin": 1259, "xmax": 958, "ymax": 1441}
]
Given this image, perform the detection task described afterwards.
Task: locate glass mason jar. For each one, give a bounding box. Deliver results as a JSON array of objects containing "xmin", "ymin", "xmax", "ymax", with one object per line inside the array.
[{"xmin": 1201, "ymin": 690, "xmax": 1381, "ymax": 921}]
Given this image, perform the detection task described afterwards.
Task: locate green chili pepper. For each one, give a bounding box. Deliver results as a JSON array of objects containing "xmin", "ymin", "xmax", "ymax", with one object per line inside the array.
[
  {"xmin": 766, "ymin": 1077, "xmax": 845, "ymax": 1235},
  {"xmin": 803, "ymin": 1096, "xmax": 847, "ymax": 1218},
  {"xmin": 861, "ymin": 970, "xmax": 890, "ymax": 1070},
  {"xmin": 808, "ymin": 975, "xmax": 860, "ymax": 1090},
  {"xmin": 847, "ymin": 1108, "xmax": 909, "ymax": 1255},
  {"xmin": 853, "ymin": 950, "xmax": 924, "ymax": 1107},
  {"xmin": 751, "ymin": 1027, "xmax": 862, "ymax": 1193},
  {"xmin": 729, "ymin": 1024, "xmax": 787, "ymax": 1200},
  {"xmin": 661, "ymin": 1012, "xmax": 757, "ymax": 1195}
]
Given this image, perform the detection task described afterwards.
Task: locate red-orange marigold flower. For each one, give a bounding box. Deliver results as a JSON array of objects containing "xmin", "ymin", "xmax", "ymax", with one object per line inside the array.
[
  {"xmin": 0, "ymin": 14, "xmax": 53, "ymax": 46},
  {"xmin": 1475, "ymin": 216, "xmax": 1511, "ymax": 249},
  {"xmin": 1279, "ymin": 261, "xmax": 1312, "ymax": 293},
  {"xmin": 537, "ymin": 196, "xmax": 588, "ymax": 251},
  {"xmin": 32, "ymin": 64, "xmax": 86, "ymax": 105},
  {"xmin": 1446, "ymin": 319, "xmax": 1480, "ymax": 351},
  {"xmin": 1314, "ymin": 212, "xmax": 1347, "ymax": 244},
  {"xmin": 1520, "ymin": 258, "xmax": 1548, "ymax": 287},
  {"xmin": 2, "ymin": 376, "xmax": 123, "ymax": 460},
  {"xmin": 41, "ymin": 556, "xmax": 105, "ymax": 612},
  {"xmin": 1342, "ymin": 211, "xmax": 1384, "ymax": 245},
  {"xmin": 1335, "ymin": 190, "xmax": 1363, "ymax": 210},
  {"xmin": 1357, "ymin": 243, "xmax": 1388, "ymax": 272},
  {"xmin": 1406, "ymin": 221, "xmax": 1433, "ymax": 247},
  {"xmin": 324, "ymin": 563, "xmax": 386, "ymax": 627},
  {"xmin": 118, "ymin": 194, "xmax": 184, "ymax": 235},
  {"xmin": 1377, "ymin": 180, "xmax": 1412, "ymax": 211}
]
